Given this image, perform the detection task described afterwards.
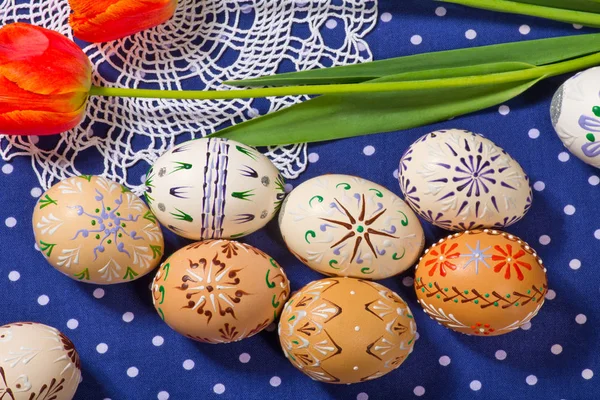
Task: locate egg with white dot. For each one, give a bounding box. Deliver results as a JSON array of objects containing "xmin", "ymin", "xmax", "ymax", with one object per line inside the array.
[
  {"xmin": 0, "ymin": 322, "xmax": 81, "ymax": 399},
  {"xmin": 278, "ymin": 277, "xmax": 416, "ymax": 384},
  {"xmin": 551, "ymin": 66, "xmax": 600, "ymax": 168}
]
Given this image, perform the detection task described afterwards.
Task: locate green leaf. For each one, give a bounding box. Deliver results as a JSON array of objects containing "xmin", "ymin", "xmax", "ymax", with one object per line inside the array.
[
  {"xmin": 123, "ymin": 267, "xmax": 139, "ymax": 280},
  {"xmin": 438, "ymin": 0, "xmax": 600, "ymax": 28},
  {"xmin": 226, "ymin": 33, "xmax": 600, "ymax": 86},
  {"xmin": 74, "ymin": 268, "xmax": 90, "ymax": 281}
]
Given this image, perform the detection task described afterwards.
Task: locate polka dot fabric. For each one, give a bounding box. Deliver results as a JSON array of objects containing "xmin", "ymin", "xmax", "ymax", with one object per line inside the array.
[{"xmin": 2, "ymin": 1, "xmax": 599, "ymax": 399}]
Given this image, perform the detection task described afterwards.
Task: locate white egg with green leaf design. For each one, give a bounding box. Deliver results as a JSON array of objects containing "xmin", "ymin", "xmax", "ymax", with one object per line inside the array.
[{"xmin": 145, "ymin": 138, "xmax": 285, "ymax": 240}]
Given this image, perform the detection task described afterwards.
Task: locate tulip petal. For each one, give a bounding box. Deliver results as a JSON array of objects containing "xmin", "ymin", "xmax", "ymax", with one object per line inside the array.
[
  {"xmin": 0, "ymin": 23, "xmax": 49, "ymax": 61},
  {"xmin": 0, "ymin": 103, "xmax": 87, "ymax": 136},
  {"xmin": 69, "ymin": 0, "xmax": 177, "ymax": 42}
]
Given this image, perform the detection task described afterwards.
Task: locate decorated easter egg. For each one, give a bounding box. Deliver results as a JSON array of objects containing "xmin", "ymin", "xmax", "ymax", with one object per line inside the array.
[
  {"xmin": 279, "ymin": 174, "xmax": 425, "ymax": 280},
  {"xmin": 32, "ymin": 175, "xmax": 164, "ymax": 284},
  {"xmin": 551, "ymin": 67, "xmax": 600, "ymax": 168},
  {"xmin": 414, "ymin": 230, "xmax": 548, "ymax": 336},
  {"xmin": 151, "ymin": 240, "xmax": 290, "ymax": 343},
  {"xmin": 279, "ymin": 278, "xmax": 416, "ymax": 384},
  {"xmin": 144, "ymin": 138, "xmax": 285, "ymax": 240},
  {"xmin": 0, "ymin": 322, "xmax": 81, "ymax": 400},
  {"xmin": 399, "ymin": 129, "xmax": 532, "ymax": 231}
]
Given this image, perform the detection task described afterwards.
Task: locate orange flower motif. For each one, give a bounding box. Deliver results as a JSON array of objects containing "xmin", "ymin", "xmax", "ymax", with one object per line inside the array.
[
  {"xmin": 69, "ymin": 0, "xmax": 178, "ymax": 43},
  {"xmin": 425, "ymin": 242, "xmax": 460, "ymax": 277},
  {"xmin": 492, "ymin": 244, "xmax": 532, "ymax": 281},
  {"xmin": 0, "ymin": 23, "xmax": 92, "ymax": 136}
]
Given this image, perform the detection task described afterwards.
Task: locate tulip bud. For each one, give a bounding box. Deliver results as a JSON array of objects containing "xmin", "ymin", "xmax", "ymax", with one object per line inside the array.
[
  {"xmin": 69, "ymin": 0, "xmax": 178, "ymax": 43},
  {"xmin": 0, "ymin": 23, "xmax": 92, "ymax": 136}
]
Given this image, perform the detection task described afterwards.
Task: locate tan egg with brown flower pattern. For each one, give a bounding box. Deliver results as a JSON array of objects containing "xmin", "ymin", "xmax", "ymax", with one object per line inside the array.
[
  {"xmin": 414, "ymin": 230, "xmax": 548, "ymax": 336},
  {"xmin": 151, "ymin": 240, "xmax": 290, "ymax": 343},
  {"xmin": 0, "ymin": 322, "xmax": 81, "ymax": 400}
]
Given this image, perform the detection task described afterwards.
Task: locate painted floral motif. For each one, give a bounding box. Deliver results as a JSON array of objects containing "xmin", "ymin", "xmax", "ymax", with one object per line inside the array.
[
  {"xmin": 492, "ymin": 244, "xmax": 532, "ymax": 281},
  {"xmin": 578, "ymin": 105, "xmax": 600, "ymax": 158},
  {"xmin": 424, "ymin": 243, "xmax": 460, "ymax": 277},
  {"xmin": 470, "ymin": 322, "xmax": 495, "ymax": 335}
]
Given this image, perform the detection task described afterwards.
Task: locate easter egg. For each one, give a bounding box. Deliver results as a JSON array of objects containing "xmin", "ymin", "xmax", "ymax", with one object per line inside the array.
[
  {"xmin": 0, "ymin": 322, "xmax": 81, "ymax": 400},
  {"xmin": 414, "ymin": 230, "xmax": 548, "ymax": 336},
  {"xmin": 151, "ymin": 240, "xmax": 290, "ymax": 343},
  {"xmin": 144, "ymin": 138, "xmax": 285, "ymax": 240},
  {"xmin": 399, "ymin": 129, "xmax": 532, "ymax": 231},
  {"xmin": 278, "ymin": 277, "xmax": 416, "ymax": 384},
  {"xmin": 551, "ymin": 67, "xmax": 600, "ymax": 168},
  {"xmin": 279, "ymin": 174, "xmax": 425, "ymax": 280},
  {"xmin": 32, "ymin": 175, "xmax": 164, "ymax": 284}
]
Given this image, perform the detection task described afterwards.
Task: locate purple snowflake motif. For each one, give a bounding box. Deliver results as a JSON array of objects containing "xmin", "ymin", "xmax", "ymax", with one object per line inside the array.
[
  {"xmin": 453, "ymin": 155, "xmax": 496, "ymax": 197},
  {"xmin": 400, "ymin": 176, "xmax": 420, "ymax": 209},
  {"xmin": 71, "ymin": 190, "xmax": 142, "ymax": 259},
  {"xmin": 421, "ymin": 210, "xmax": 453, "ymax": 230}
]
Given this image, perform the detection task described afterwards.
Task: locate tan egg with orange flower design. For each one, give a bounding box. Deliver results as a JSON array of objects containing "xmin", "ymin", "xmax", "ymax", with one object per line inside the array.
[
  {"xmin": 151, "ymin": 240, "xmax": 290, "ymax": 344},
  {"xmin": 414, "ymin": 230, "xmax": 548, "ymax": 336}
]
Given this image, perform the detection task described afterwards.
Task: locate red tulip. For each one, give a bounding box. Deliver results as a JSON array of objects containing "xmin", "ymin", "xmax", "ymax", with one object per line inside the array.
[
  {"xmin": 69, "ymin": 0, "xmax": 178, "ymax": 43},
  {"xmin": 0, "ymin": 23, "xmax": 92, "ymax": 136}
]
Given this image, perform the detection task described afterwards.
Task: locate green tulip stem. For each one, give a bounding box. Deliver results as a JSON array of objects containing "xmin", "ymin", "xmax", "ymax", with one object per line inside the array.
[{"xmin": 88, "ymin": 51, "xmax": 600, "ymax": 100}]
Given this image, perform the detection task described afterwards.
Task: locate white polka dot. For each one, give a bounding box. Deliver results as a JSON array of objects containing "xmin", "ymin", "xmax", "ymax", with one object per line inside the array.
[
  {"xmin": 122, "ymin": 312, "xmax": 134, "ymax": 323},
  {"xmin": 2, "ymin": 164, "xmax": 13, "ymax": 174},
  {"xmin": 269, "ymin": 376, "xmax": 281, "ymax": 387},
  {"xmin": 93, "ymin": 288, "xmax": 105, "ymax": 299},
  {"xmin": 415, "ymin": 332, "xmax": 420, "ymax": 340},
  {"xmin": 8, "ymin": 271, "xmax": 20, "ymax": 282},
  {"xmin": 539, "ymin": 235, "xmax": 551, "ymax": 245},
  {"xmin": 465, "ymin": 29, "xmax": 477, "ymax": 40},
  {"xmin": 521, "ymin": 322, "xmax": 532, "ymax": 330},
  {"xmin": 30, "ymin": 187, "xmax": 42, "ymax": 198},
  {"xmin": 570, "ymin": 259, "xmax": 582, "ymax": 270},
  {"xmin": 357, "ymin": 393, "xmax": 368, "ymax": 400},
  {"xmin": 5, "ymin": 217, "xmax": 16, "ymax": 228},
  {"xmin": 67, "ymin": 319, "xmax": 79, "ymax": 330},
  {"xmin": 574, "ymin": 24, "xmax": 583, "ymax": 29},
  {"xmin": 34, "ymin": 243, "xmax": 40, "ymax": 251},
  {"xmin": 140, "ymin": 174, "xmax": 147, "ymax": 184},
  {"xmin": 595, "ymin": 230, "xmax": 600, "ymax": 240},
  {"xmin": 470, "ymin": 380, "xmax": 482, "ymax": 391},
  {"xmin": 582, "ymin": 369, "xmax": 594, "ymax": 380},
  {"xmin": 439, "ymin": 356, "xmax": 451, "ymax": 366},
  {"xmin": 183, "ymin": 360, "xmax": 195, "ymax": 370},
  {"xmin": 589, "ymin": 175, "xmax": 600, "ymax": 186},
  {"xmin": 266, "ymin": 322, "xmax": 277, "ymax": 332},
  {"xmin": 576, "ymin": 314, "xmax": 587, "ymax": 324},
  {"xmin": 413, "ymin": 386, "xmax": 425, "ymax": 396},
  {"xmin": 247, "ymin": 108, "xmax": 260, "ymax": 118},
  {"xmin": 37, "ymin": 295, "xmax": 49, "ymax": 306},
  {"xmin": 96, "ymin": 343, "xmax": 108, "ymax": 354},
  {"xmin": 533, "ymin": 181, "xmax": 545, "ymax": 191},
  {"xmin": 157, "ymin": 391, "xmax": 170, "ymax": 400},
  {"xmin": 551, "ymin": 344, "xmax": 563, "ymax": 355},
  {"xmin": 402, "ymin": 276, "xmax": 414, "ymax": 287},
  {"xmin": 526, "ymin": 375, "xmax": 538, "ymax": 385},
  {"xmin": 410, "ymin": 35, "xmax": 423, "ymax": 45},
  {"xmin": 240, "ymin": 4, "xmax": 252, "ymax": 14},
  {"xmin": 519, "ymin": 25, "xmax": 531, "ymax": 35},
  {"xmin": 563, "ymin": 205, "xmax": 576, "ymax": 215},
  {"xmin": 363, "ymin": 145, "xmax": 375, "ymax": 156},
  {"xmin": 127, "ymin": 367, "xmax": 139, "ymax": 378},
  {"xmin": 30, "ymin": 136, "xmax": 39, "ymax": 145},
  {"xmin": 558, "ymin": 152, "xmax": 570, "ymax": 162},
  {"xmin": 545, "ymin": 290, "xmax": 556, "ymax": 300},
  {"xmin": 358, "ymin": 42, "xmax": 367, "ymax": 52},
  {"xmin": 499, "ymin": 105, "xmax": 510, "ymax": 116},
  {"xmin": 213, "ymin": 384, "xmax": 225, "ymax": 395},
  {"xmin": 325, "ymin": 19, "xmax": 337, "ymax": 29},
  {"xmin": 435, "ymin": 6, "xmax": 447, "ymax": 16},
  {"xmin": 284, "ymin": 183, "xmax": 293, "ymax": 193},
  {"xmin": 380, "ymin": 12, "xmax": 392, "ymax": 22},
  {"xmin": 239, "ymin": 353, "xmax": 251, "ymax": 363},
  {"xmin": 528, "ymin": 128, "xmax": 540, "ymax": 139},
  {"xmin": 308, "ymin": 153, "xmax": 319, "ymax": 163},
  {"xmin": 495, "ymin": 350, "xmax": 507, "ymax": 360},
  {"xmin": 152, "ymin": 336, "xmax": 164, "ymax": 346},
  {"xmin": 393, "ymin": 169, "xmax": 399, "ymax": 179}
]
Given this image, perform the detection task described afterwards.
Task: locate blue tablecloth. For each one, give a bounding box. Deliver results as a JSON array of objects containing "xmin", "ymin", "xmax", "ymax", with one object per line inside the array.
[{"xmin": 2, "ymin": 1, "xmax": 599, "ymax": 399}]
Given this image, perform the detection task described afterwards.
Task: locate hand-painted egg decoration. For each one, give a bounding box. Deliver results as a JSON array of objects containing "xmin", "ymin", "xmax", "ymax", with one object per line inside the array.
[
  {"xmin": 279, "ymin": 174, "xmax": 425, "ymax": 280},
  {"xmin": 32, "ymin": 175, "xmax": 164, "ymax": 284},
  {"xmin": 399, "ymin": 129, "xmax": 532, "ymax": 231},
  {"xmin": 279, "ymin": 278, "xmax": 416, "ymax": 384},
  {"xmin": 0, "ymin": 322, "xmax": 81, "ymax": 400},
  {"xmin": 551, "ymin": 67, "xmax": 600, "ymax": 168},
  {"xmin": 414, "ymin": 230, "xmax": 548, "ymax": 336},
  {"xmin": 151, "ymin": 240, "xmax": 290, "ymax": 344},
  {"xmin": 144, "ymin": 138, "xmax": 285, "ymax": 240}
]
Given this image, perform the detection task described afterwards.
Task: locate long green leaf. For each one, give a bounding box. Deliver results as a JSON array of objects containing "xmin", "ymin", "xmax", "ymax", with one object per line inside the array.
[
  {"xmin": 514, "ymin": 0, "xmax": 600, "ymax": 13},
  {"xmin": 225, "ymin": 33, "xmax": 600, "ymax": 86},
  {"xmin": 438, "ymin": 0, "xmax": 600, "ymax": 28}
]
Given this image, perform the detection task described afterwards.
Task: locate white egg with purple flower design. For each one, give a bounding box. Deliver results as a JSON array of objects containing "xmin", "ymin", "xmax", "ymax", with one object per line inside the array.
[
  {"xmin": 398, "ymin": 129, "xmax": 532, "ymax": 231},
  {"xmin": 551, "ymin": 66, "xmax": 600, "ymax": 169}
]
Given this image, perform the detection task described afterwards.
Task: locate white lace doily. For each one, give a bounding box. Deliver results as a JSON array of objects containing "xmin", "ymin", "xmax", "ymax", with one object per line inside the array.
[{"xmin": 0, "ymin": 0, "xmax": 377, "ymax": 194}]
